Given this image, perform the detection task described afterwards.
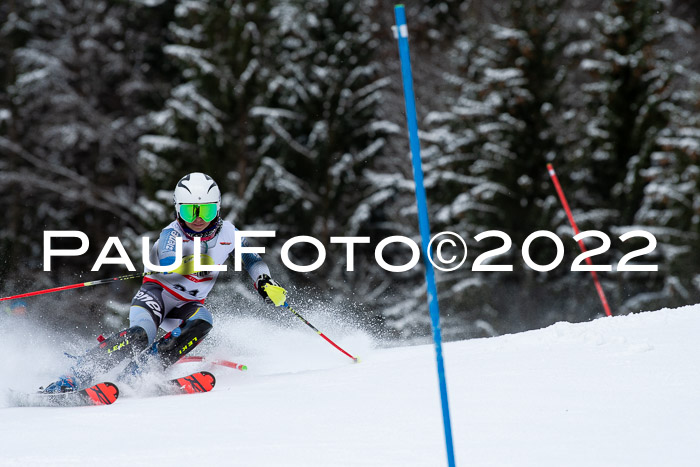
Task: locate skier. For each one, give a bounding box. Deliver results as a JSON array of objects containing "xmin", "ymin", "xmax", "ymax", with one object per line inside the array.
[{"xmin": 42, "ymin": 172, "xmax": 286, "ymax": 393}]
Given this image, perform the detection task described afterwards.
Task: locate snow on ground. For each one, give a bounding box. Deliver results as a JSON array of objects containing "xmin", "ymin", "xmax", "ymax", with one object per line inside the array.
[{"xmin": 1, "ymin": 304, "xmax": 699, "ymax": 466}]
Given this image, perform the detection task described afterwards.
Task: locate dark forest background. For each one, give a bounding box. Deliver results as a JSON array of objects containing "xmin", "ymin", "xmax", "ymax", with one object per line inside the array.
[{"xmin": 1, "ymin": 0, "xmax": 699, "ymax": 341}]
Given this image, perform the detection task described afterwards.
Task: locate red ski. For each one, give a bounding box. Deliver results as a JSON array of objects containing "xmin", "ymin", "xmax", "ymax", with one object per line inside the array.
[
  {"xmin": 82, "ymin": 382, "xmax": 120, "ymax": 405},
  {"xmin": 10, "ymin": 382, "xmax": 119, "ymax": 407},
  {"xmin": 164, "ymin": 371, "xmax": 216, "ymax": 395}
]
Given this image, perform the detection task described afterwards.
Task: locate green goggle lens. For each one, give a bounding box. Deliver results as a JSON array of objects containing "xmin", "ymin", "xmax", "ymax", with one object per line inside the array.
[{"xmin": 179, "ymin": 203, "xmax": 218, "ymax": 223}]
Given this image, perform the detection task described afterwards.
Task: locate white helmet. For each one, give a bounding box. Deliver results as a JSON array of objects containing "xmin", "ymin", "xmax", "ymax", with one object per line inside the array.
[{"xmin": 173, "ymin": 172, "xmax": 222, "ymax": 237}]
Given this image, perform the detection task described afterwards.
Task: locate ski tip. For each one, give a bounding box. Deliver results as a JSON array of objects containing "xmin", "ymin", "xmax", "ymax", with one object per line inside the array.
[
  {"xmin": 84, "ymin": 382, "xmax": 119, "ymax": 405},
  {"xmin": 175, "ymin": 371, "xmax": 216, "ymax": 394},
  {"xmin": 201, "ymin": 371, "xmax": 216, "ymax": 388}
]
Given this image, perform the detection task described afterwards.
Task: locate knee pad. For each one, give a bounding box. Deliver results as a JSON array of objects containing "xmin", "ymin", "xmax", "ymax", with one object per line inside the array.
[{"xmin": 155, "ymin": 319, "xmax": 213, "ymax": 366}]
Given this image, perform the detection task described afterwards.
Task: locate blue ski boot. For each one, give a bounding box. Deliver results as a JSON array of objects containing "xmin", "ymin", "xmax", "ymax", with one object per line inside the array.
[{"xmin": 40, "ymin": 375, "xmax": 79, "ymax": 394}]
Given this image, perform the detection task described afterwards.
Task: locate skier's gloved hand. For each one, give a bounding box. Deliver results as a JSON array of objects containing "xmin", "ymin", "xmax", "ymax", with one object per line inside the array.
[{"xmin": 256, "ymin": 274, "xmax": 287, "ymax": 306}]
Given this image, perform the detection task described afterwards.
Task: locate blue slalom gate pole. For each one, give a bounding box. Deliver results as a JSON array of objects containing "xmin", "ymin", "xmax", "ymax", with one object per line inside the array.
[{"xmin": 393, "ymin": 5, "xmax": 456, "ymax": 467}]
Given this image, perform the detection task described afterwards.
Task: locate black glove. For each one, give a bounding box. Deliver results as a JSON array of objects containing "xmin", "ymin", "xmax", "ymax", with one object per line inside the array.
[{"xmin": 255, "ymin": 274, "xmax": 287, "ymax": 306}]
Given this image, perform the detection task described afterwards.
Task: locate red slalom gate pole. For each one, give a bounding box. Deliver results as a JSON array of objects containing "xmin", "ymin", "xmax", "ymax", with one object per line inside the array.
[{"xmin": 547, "ymin": 163, "xmax": 613, "ymax": 317}]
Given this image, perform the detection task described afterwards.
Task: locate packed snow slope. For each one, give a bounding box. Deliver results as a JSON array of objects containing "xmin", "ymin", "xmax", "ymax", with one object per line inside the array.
[{"xmin": 1, "ymin": 304, "xmax": 699, "ymax": 467}]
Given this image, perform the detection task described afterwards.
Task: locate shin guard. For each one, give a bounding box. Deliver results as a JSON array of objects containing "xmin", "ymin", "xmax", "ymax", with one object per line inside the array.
[
  {"xmin": 74, "ymin": 326, "xmax": 149, "ymax": 383},
  {"xmin": 154, "ymin": 319, "xmax": 213, "ymax": 367}
]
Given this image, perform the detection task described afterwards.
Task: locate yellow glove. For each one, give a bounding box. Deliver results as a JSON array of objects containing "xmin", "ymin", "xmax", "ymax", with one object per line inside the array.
[{"xmin": 255, "ymin": 274, "xmax": 287, "ymax": 307}]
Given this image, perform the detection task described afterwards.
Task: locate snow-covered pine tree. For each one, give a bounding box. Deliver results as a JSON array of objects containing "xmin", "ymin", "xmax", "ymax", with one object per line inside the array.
[
  {"xmin": 418, "ymin": 0, "xmax": 574, "ymax": 334},
  {"xmin": 0, "ymin": 0, "xmax": 31, "ymax": 291},
  {"xmin": 0, "ymin": 0, "xmax": 173, "ymax": 327},
  {"xmin": 0, "ymin": 0, "xmax": 166, "ymax": 273},
  {"xmin": 576, "ymin": 0, "xmax": 676, "ymax": 221},
  {"xmin": 627, "ymin": 62, "xmax": 700, "ymax": 311},
  {"xmin": 139, "ymin": 0, "xmax": 277, "ymax": 210},
  {"xmin": 574, "ymin": 0, "xmax": 699, "ymax": 312},
  {"xmin": 243, "ymin": 0, "xmax": 399, "ymax": 298}
]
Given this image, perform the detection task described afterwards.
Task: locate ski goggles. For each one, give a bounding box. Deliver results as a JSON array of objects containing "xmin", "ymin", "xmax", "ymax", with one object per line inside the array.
[{"xmin": 179, "ymin": 203, "xmax": 218, "ymax": 223}]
